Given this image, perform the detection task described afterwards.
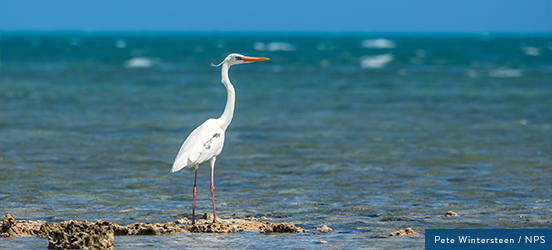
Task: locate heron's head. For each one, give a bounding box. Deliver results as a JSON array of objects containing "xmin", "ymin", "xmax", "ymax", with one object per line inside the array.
[{"xmin": 213, "ymin": 53, "xmax": 269, "ymax": 67}]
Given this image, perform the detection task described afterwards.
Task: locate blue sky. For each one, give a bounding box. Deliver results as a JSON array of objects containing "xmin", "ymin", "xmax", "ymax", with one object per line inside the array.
[{"xmin": 1, "ymin": 0, "xmax": 550, "ymax": 32}]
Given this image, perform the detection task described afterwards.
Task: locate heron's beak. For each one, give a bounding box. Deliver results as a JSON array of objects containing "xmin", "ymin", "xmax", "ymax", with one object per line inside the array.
[{"xmin": 242, "ymin": 56, "xmax": 270, "ymax": 62}]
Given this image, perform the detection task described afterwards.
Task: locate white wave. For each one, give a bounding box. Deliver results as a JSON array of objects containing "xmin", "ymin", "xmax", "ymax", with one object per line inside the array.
[
  {"xmin": 488, "ymin": 68, "xmax": 523, "ymax": 78},
  {"xmin": 254, "ymin": 42, "xmax": 295, "ymax": 52},
  {"xmin": 361, "ymin": 38, "xmax": 396, "ymax": 49},
  {"xmin": 361, "ymin": 54, "xmax": 393, "ymax": 69},
  {"xmin": 520, "ymin": 46, "xmax": 541, "ymax": 56},
  {"xmin": 253, "ymin": 42, "xmax": 265, "ymax": 51},
  {"xmin": 124, "ymin": 57, "xmax": 158, "ymax": 68},
  {"xmin": 115, "ymin": 40, "xmax": 127, "ymax": 48}
]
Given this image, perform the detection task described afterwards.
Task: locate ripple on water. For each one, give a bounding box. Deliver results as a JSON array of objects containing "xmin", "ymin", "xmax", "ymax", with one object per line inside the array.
[{"xmin": 1, "ymin": 33, "xmax": 552, "ymax": 248}]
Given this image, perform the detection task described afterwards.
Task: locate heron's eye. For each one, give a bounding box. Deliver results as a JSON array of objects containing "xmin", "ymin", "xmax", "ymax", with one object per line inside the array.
[{"xmin": 236, "ymin": 56, "xmax": 242, "ymax": 60}]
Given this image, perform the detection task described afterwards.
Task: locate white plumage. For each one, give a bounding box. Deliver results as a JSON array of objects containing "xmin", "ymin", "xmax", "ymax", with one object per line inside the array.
[
  {"xmin": 171, "ymin": 119, "xmax": 225, "ymax": 173},
  {"xmin": 170, "ymin": 53, "xmax": 269, "ymax": 224}
]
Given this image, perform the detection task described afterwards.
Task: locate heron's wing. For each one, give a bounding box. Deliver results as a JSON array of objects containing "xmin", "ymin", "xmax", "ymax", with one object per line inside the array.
[{"xmin": 171, "ymin": 119, "xmax": 225, "ymax": 172}]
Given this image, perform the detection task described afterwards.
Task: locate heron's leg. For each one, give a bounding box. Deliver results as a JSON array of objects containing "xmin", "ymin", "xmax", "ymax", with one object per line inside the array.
[
  {"xmin": 192, "ymin": 164, "xmax": 199, "ymax": 225},
  {"xmin": 210, "ymin": 157, "xmax": 217, "ymax": 223}
]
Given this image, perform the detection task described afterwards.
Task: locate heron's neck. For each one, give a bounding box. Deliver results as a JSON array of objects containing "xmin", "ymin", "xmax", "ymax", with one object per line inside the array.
[{"xmin": 218, "ymin": 63, "xmax": 235, "ymax": 131}]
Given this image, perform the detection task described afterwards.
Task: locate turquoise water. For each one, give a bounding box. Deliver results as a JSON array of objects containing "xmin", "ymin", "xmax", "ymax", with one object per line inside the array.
[{"xmin": 1, "ymin": 32, "xmax": 551, "ymax": 249}]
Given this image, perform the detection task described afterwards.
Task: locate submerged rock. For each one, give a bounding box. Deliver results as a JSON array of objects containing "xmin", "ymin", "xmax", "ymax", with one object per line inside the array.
[{"xmin": 389, "ymin": 228, "xmax": 419, "ymax": 237}]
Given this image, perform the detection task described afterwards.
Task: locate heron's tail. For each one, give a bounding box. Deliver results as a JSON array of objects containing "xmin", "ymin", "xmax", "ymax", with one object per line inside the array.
[{"xmin": 171, "ymin": 156, "xmax": 190, "ymax": 173}]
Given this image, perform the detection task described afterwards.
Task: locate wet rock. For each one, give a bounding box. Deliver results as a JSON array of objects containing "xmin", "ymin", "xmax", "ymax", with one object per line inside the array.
[
  {"xmin": 40, "ymin": 220, "xmax": 114, "ymax": 249},
  {"xmin": 1, "ymin": 214, "xmax": 305, "ymax": 237},
  {"xmin": 202, "ymin": 212, "xmax": 219, "ymax": 222},
  {"xmin": 190, "ymin": 222, "xmax": 237, "ymax": 233},
  {"xmin": 187, "ymin": 220, "xmax": 305, "ymax": 234},
  {"xmin": 315, "ymin": 225, "xmax": 332, "ymax": 232},
  {"xmin": 445, "ymin": 211, "xmax": 458, "ymax": 217},
  {"xmin": 245, "ymin": 216, "xmax": 259, "ymax": 222},
  {"xmin": 175, "ymin": 218, "xmax": 191, "ymax": 225},
  {"xmin": 260, "ymin": 222, "xmax": 306, "ymax": 233},
  {"xmin": 2, "ymin": 214, "xmax": 305, "ymax": 248},
  {"xmin": 114, "ymin": 222, "xmax": 156, "ymax": 235},
  {"xmin": 113, "ymin": 221, "xmax": 187, "ymax": 236},
  {"xmin": 1, "ymin": 214, "xmax": 18, "ymax": 237},
  {"xmin": 389, "ymin": 228, "xmax": 419, "ymax": 237},
  {"xmin": 0, "ymin": 214, "xmax": 45, "ymax": 238}
]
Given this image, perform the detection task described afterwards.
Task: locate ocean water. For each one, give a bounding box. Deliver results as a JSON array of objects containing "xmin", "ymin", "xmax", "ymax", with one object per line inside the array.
[{"xmin": 1, "ymin": 32, "xmax": 551, "ymax": 249}]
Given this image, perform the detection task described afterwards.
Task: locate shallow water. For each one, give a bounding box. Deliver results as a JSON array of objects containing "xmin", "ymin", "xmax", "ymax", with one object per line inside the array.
[{"xmin": 1, "ymin": 32, "xmax": 551, "ymax": 248}]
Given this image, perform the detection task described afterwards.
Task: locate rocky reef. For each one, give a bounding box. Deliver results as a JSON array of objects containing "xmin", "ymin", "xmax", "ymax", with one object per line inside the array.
[
  {"xmin": 2, "ymin": 213, "xmax": 420, "ymax": 249},
  {"xmin": 1, "ymin": 213, "xmax": 306, "ymax": 249}
]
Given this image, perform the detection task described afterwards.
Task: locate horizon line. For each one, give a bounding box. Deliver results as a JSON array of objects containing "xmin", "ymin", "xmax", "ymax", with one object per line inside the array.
[{"xmin": 2, "ymin": 30, "xmax": 551, "ymax": 35}]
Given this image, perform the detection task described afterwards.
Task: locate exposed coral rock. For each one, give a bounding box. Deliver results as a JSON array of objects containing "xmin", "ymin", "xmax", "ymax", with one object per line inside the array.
[
  {"xmin": 190, "ymin": 222, "xmax": 236, "ymax": 233},
  {"xmin": 265, "ymin": 222, "xmax": 306, "ymax": 233},
  {"xmin": 445, "ymin": 211, "xmax": 458, "ymax": 217},
  {"xmin": 1, "ymin": 213, "xmax": 306, "ymax": 249},
  {"xmin": 202, "ymin": 212, "xmax": 218, "ymax": 222},
  {"xmin": 175, "ymin": 218, "xmax": 191, "ymax": 225},
  {"xmin": 1, "ymin": 214, "xmax": 45, "ymax": 238},
  {"xmin": 315, "ymin": 225, "xmax": 333, "ymax": 232},
  {"xmin": 389, "ymin": 228, "xmax": 419, "ymax": 237},
  {"xmin": 186, "ymin": 214, "xmax": 305, "ymax": 233},
  {"xmin": 39, "ymin": 220, "xmax": 114, "ymax": 249},
  {"xmin": 113, "ymin": 221, "xmax": 186, "ymax": 236},
  {"xmin": 188, "ymin": 214, "xmax": 305, "ymax": 234}
]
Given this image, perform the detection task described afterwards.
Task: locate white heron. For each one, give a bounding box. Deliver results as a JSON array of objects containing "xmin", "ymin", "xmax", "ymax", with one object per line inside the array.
[{"xmin": 171, "ymin": 53, "xmax": 269, "ymax": 224}]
